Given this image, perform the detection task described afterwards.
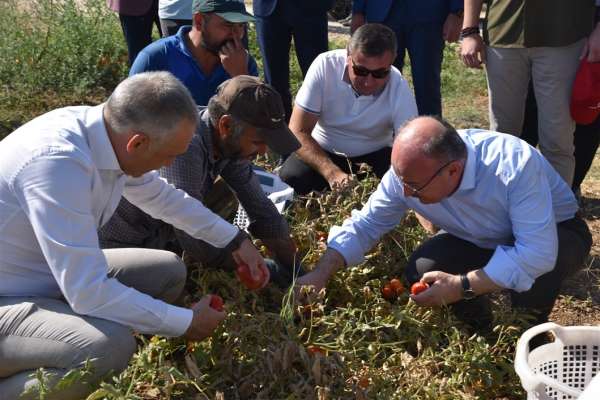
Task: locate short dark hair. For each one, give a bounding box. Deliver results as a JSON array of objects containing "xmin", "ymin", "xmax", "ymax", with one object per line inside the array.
[
  {"xmin": 420, "ymin": 116, "xmax": 467, "ymax": 162},
  {"xmin": 347, "ymin": 23, "xmax": 397, "ymax": 58}
]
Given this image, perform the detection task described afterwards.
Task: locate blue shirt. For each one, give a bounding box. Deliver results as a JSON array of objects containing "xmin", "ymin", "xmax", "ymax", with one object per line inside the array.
[
  {"xmin": 130, "ymin": 26, "xmax": 259, "ymax": 106},
  {"xmin": 328, "ymin": 129, "xmax": 578, "ymax": 293}
]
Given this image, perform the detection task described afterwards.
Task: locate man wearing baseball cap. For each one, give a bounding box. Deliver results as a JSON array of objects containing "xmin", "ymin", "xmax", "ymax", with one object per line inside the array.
[
  {"xmin": 100, "ymin": 75, "xmax": 302, "ymax": 288},
  {"xmin": 130, "ymin": 0, "xmax": 259, "ymax": 106}
]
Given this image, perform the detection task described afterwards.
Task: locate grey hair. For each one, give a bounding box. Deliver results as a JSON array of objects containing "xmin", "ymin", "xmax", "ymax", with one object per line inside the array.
[
  {"xmin": 105, "ymin": 71, "xmax": 198, "ymax": 143},
  {"xmin": 347, "ymin": 23, "xmax": 397, "ymax": 59},
  {"xmin": 399, "ymin": 116, "xmax": 467, "ymax": 162},
  {"xmin": 206, "ymin": 95, "xmax": 247, "ymax": 141}
]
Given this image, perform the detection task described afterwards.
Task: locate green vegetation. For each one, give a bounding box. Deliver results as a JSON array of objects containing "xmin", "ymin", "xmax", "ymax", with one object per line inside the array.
[{"xmin": 2, "ymin": 2, "xmax": 533, "ymax": 399}]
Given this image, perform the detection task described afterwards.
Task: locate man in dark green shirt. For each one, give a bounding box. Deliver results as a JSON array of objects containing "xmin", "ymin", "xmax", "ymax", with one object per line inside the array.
[{"xmin": 459, "ymin": 0, "xmax": 600, "ymax": 187}]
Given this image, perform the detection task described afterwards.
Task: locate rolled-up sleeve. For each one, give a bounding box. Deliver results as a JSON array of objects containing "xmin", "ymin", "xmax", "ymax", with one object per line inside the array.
[
  {"xmin": 14, "ymin": 154, "xmax": 192, "ymax": 337},
  {"xmin": 328, "ymin": 169, "xmax": 407, "ymax": 265},
  {"xmin": 483, "ymin": 157, "xmax": 558, "ymax": 292}
]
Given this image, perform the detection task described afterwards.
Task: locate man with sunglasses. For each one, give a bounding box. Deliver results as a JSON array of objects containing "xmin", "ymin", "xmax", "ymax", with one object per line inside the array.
[
  {"xmin": 297, "ymin": 116, "xmax": 591, "ymax": 331},
  {"xmin": 130, "ymin": 0, "xmax": 258, "ymax": 106},
  {"xmin": 278, "ymin": 23, "xmax": 418, "ymax": 195}
]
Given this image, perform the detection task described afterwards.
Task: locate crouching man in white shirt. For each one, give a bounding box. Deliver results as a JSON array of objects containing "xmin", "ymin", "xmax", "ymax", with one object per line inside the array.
[{"xmin": 0, "ymin": 71, "xmax": 266, "ymax": 399}]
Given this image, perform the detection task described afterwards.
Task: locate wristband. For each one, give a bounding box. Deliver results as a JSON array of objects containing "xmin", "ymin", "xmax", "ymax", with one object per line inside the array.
[{"xmin": 459, "ymin": 26, "xmax": 480, "ymax": 40}]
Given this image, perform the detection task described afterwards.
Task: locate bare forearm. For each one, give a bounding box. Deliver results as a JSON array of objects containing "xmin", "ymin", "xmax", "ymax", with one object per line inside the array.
[
  {"xmin": 463, "ymin": 0, "xmax": 484, "ymax": 28},
  {"xmin": 314, "ymin": 247, "xmax": 346, "ymax": 280},
  {"xmin": 295, "ymin": 131, "xmax": 343, "ymax": 181}
]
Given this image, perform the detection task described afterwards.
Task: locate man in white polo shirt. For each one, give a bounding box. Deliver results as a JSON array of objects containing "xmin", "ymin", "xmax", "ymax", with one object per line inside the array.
[{"xmin": 279, "ymin": 23, "xmax": 418, "ymax": 194}]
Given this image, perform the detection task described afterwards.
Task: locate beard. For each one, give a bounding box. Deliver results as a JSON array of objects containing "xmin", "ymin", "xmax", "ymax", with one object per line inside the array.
[
  {"xmin": 200, "ymin": 26, "xmax": 231, "ymax": 56},
  {"xmin": 216, "ymin": 132, "xmax": 244, "ymax": 160}
]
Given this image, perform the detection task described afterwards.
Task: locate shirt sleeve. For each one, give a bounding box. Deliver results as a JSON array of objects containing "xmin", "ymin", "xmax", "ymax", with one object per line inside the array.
[
  {"xmin": 13, "ymin": 153, "xmax": 192, "ymax": 337},
  {"xmin": 482, "ymin": 155, "xmax": 558, "ymax": 292},
  {"xmin": 328, "ymin": 169, "xmax": 408, "ymax": 265},
  {"xmin": 123, "ymin": 171, "xmax": 239, "ymax": 248},
  {"xmin": 293, "ymin": 53, "xmax": 326, "ymax": 115},
  {"xmin": 449, "ymin": 0, "xmax": 464, "ymax": 14},
  {"xmin": 248, "ymin": 55, "xmax": 259, "ymax": 77},
  {"xmin": 352, "ymin": 0, "xmax": 366, "ymax": 14},
  {"xmin": 129, "ymin": 45, "xmax": 164, "ymax": 76}
]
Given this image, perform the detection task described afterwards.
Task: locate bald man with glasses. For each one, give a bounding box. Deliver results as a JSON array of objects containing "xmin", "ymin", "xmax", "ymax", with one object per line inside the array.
[
  {"xmin": 278, "ymin": 23, "xmax": 417, "ymax": 195},
  {"xmin": 296, "ymin": 116, "xmax": 591, "ymax": 332}
]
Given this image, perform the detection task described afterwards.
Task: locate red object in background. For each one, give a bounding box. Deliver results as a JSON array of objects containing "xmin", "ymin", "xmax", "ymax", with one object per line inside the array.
[
  {"xmin": 571, "ymin": 59, "xmax": 600, "ymax": 124},
  {"xmin": 209, "ymin": 295, "xmax": 224, "ymax": 312},
  {"xmin": 236, "ymin": 263, "xmax": 267, "ymax": 290},
  {"xmin": 381, "ymin": 284, "xmax": 397, "ymax": 300},
  {"xmin": 411, "ymin": 281, "xmax": 430, "ymax": 296}
]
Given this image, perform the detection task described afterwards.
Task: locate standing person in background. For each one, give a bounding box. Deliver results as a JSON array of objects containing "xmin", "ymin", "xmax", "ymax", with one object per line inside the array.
[
  {"xmin": 107, "ymin": 0, "xmax": 162, "ymax": 66},
  {"xmin": 159, "ymin": 0, "xmax": 193, "ymax": 37},
  {"xmin": 351, "ymin": 0, "xmax": 463, "ymax": 116},
  {"xmin": 460, "ymin": 0, "xmax": 600, "ymax": 186},
  {"xmin": 253, "ymin": 0, "xmax": 334, "ymax": 122}
]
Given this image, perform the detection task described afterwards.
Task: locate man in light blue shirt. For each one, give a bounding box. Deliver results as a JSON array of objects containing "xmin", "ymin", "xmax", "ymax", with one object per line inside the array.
[{"xmin": 296, "ymin": 116, "xmax": 591, "ymax": 328}]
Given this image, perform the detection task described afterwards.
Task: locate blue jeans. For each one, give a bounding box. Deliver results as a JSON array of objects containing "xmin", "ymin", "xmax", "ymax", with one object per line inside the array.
[{"xmin": 119, "ymin": 0, "xmax": 161, "ymax": 66}]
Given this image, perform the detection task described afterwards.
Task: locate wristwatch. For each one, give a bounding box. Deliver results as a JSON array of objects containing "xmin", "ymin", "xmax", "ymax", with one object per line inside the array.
[
  {"xmin": 224, "ymin": 229, "xmax": 250, "ymax": 253},
  {"xmin": 460, "ymin": 273, "xmax": 476, "ymax": 300}
]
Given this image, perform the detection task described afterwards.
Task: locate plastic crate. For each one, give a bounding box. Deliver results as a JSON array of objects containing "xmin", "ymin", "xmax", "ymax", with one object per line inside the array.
[{"xmin": 515, "ymin": 322, "xmax": 600, "ymax": 399}]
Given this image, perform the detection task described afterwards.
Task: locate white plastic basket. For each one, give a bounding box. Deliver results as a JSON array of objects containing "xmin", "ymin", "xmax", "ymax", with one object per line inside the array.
[
  {"xmin": 515, "ymin": 322, "xmax": 600, "ymax": 399},
  {"xmin": 233, "ymin": 167, "xmax": 294, "ymax": 231}
]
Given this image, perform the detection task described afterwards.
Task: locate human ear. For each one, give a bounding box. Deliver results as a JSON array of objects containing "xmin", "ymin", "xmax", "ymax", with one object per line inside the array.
[{"xmin": 126, "ymin": 133, "xmax": 149, "ymax": 155}]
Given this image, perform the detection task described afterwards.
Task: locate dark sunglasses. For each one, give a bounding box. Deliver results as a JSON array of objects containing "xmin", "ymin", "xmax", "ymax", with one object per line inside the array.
[{"xmin": 350, "ymin": 57, "xmax": 391, "ymax": 79}]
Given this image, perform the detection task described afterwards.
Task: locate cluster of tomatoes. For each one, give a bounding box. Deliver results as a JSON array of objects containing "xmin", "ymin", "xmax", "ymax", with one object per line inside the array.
[{"xmin": 381, "ymin": 278, "xmax": 429, "ymax": 301}]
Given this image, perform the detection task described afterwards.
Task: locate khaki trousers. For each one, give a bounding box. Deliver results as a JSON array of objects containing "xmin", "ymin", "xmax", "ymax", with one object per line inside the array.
[
  {"xmin": 0, "ymin": 248, "xmax": 186, "ymax": 400},
  {"xmin": 485, "ymin": 39, "xmax": 586, "ymax": 186}
]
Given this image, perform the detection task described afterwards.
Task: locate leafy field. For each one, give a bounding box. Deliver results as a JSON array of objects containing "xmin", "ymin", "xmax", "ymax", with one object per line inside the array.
[{"xmin": 2, "ymin": 1, "xmax": 599, "ymax": 399}]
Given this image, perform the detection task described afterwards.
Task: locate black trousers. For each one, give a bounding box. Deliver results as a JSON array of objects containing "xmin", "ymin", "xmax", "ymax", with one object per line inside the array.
[
  {"xmin": 118, "ymin": 0, "xmax": 161, "ymax": 66},
  {"xmin": 404, "ymin": 216, "xmax": 592, "ymax": 328},
  {"xmin": 279, "ymin": 146, "xmax": 392, "ymax": 195}
]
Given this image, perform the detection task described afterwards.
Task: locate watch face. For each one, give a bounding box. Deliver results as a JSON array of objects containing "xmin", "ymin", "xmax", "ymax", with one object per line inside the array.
[{"xmin": 464, "ymin": 290, "xmax": 476, "ymax": 300}]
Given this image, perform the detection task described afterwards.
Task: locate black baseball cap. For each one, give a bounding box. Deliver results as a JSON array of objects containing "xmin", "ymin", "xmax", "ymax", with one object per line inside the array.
[
  {"xmin": 214, "ymin": 76, "xmax": 300, "ymax": 155},
  {"xmin": 192, "ymin": 0, "xmax": 255, "ymax": 23}
]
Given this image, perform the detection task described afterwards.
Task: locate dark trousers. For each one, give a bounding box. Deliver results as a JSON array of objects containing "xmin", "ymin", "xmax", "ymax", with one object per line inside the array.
[
  {"xmin": 405, "ymin": 216, "xmax": 592, "ymax": 328},
  {"xmin": 159, "ymin": 19, "xmax": 191, "ymax": 37},
  {"xmin": 119, "ymin": 0, "xmax": 161, "ymax": 66},
  {"xmin": 521, "ymin": 83, "xmax": 600, "ymax": 192},
  {"xmin": 279, "ymin": 146, "xmax": 392, "ymax": 195},
  {"xmin": 254, "ymin": 2, "xmax": 329, "ymax": 121},
  {"xmin": 380, "ymin": 3, "xmax": 444, "ymax": 116}
]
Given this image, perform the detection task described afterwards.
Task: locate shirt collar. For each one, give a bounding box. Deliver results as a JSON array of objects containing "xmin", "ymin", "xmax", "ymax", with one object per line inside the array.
[
  {"xmin": 454, "ymin": 130, "xmax": 476, "ymax": 192},
  {"xmin": 176, "ymin": 25, "xmax": 194, "ymax": 57},
  {"xmin": 199, "ymin": 108, "xmax": 216, "ymax": 164},
  {"xmin": 86, "ymin": 104, "xmax": 122, "ymax": 172}
]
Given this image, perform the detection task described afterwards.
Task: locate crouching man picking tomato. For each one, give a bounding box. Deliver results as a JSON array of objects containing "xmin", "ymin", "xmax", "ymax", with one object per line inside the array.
[{"xmin": 296, "ymin": 116, "xmax": 592, "ymax": 331}]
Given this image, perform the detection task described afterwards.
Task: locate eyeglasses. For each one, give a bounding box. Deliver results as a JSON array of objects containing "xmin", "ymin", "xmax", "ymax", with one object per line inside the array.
[
  {"xmin": 350, "ymin": 57, "xmax": 391, "ymax": 79},
  {"xmin": 398, "ymin": 159, "xmax": 456, "ymax": 195}
]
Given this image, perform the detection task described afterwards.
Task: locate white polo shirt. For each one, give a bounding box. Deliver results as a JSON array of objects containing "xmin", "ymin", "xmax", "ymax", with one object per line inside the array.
[{"xmin": 294, "ymin": 49, "xmax": 418, "ymax": 157}]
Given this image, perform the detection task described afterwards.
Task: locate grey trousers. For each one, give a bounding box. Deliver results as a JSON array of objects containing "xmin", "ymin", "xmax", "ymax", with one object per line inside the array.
[
  {"xmin": 485, "ymin": 39, "xmax": 586, "ymax": 186},
  {"xmin": 0, "ymin": 248, "xmax": 186, "ymax": 400}
]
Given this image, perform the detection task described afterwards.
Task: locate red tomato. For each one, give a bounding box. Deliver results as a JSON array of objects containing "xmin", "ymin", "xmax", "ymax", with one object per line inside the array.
[
  {"xmin": 411, "ymin": 281, "xmax": 430, "ymax": 296},
  {"xmin": 389, "ymin": 278, "xmax": 404, "ymax": 294},
  {"xmin": 307, "ymin": 345, "xmax": 325, "ymax": 355},
  {"xmin": 209, "ymin": 295, "xmax": 224, "ymax": 312},
  {"xmin": 236, "ymin": 263, "xmax": 267, "ymax": 291},
  {"xmin": 381, "ymin": 284, "xmax": 397, "ymax": 300},
  {"xmin": 357, "ymin": 376, "xmax": 370, "ymax": 389}
]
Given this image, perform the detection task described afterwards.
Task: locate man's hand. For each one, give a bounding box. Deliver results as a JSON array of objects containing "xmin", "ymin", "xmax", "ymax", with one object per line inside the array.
[
  {"xmin": 443, "ymin": 13, "xmax": 462, "ymax": 43},
  {"xmin": 410, "ymin": 271, "xmax": 463, "ymax": 307},
  {"xmin": 350, "ymin": 13, "xmax": 365, "ymax": 34},
  {"xmin": 220, "ymin": 35, "xmax": 248, "ymax": 77},
  {"xmin": 295, "ymin": 268, "xmax": 329, "ymax": 296},
  {"xmin": 293, "ymin": 248, "xmax": 345, "ymax": 301},
  {"xmin": 581, "ymin": 24, "xmax": 600, "ymax": 63},
  {"xmin": 326, "ymin": 169, "xmax": 351, "ymax": 191},
  {"xmin": 460, "ymin": 34, "xmax": 486, "ymax": 68},
  {"xmin": 232, "ymin": 238, "xmax": 269, "ymax": 286},
  {"xmin": 184, "ymin": 295, "xmax": 226, "ymax": 341}
]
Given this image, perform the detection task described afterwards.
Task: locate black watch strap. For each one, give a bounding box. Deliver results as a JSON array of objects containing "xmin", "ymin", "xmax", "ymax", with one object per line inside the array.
[
  {"xmin": 460, "ymin": 273, "xmax": 476, "ymax": 300},
  {"xmin": 224, "ymin": 229, "xmax": 250, "ymax": 253}
]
